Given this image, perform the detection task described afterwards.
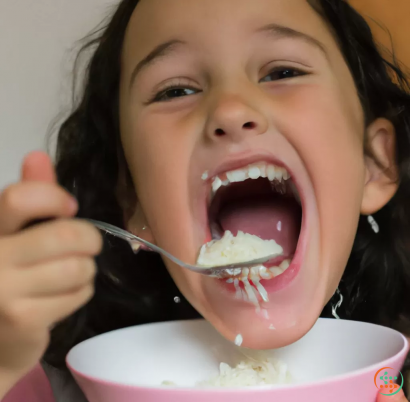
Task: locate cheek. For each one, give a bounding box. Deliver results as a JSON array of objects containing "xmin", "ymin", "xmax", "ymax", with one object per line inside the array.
[
  {"xmin": 276, "ymin": 86, "xmax": 365, "ymax": 282},
  {"xmin": 121, "ymin": 113, "xmax": 200, "ymax": 262}
]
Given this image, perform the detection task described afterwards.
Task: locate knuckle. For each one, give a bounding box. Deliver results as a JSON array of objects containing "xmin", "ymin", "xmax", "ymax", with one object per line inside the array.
[
  {"xmin": 85, "ymin": 258, "xmax": 97, "ymax": 280},
  {"xmin": 62, "ymin": 257, "xmax": 84, "ymax": 281},
  {"xmin": 81, "ymin": 284, "xmax": 95, "ymax": 304},
  {"xmin": 76, "ymin": 221, "xmax": 103, "ymax": 254},
  {"xmin": 53, "ymin": 221, "xmax": 81, "ymax": 244},
  {"xmin": 63, "ymin": 257, "xmax": 96, "ymax": 286},
  {"xmin": 94, "ymin": 231, "xmax": 103, "ymax": 253},
  {"xmin": 84, "ymin": 223, "xmax": 103, "ymax": 253},
  {"xmin": 53, "ymin": 221, "xmax": 102, "ymax": 254},
  {"xmin": 0, "ymin": 184, "xmax": 20, "ymax": 214},
  {"xmin": 70, "ymin": 285, "xmax": 95, "ymax": 313}
]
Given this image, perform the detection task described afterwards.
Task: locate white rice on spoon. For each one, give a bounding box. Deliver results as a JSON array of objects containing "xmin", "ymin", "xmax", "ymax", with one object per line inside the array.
[{"xmin": 197, "ymin": 230, "xmax": 283, "ymax": 267}]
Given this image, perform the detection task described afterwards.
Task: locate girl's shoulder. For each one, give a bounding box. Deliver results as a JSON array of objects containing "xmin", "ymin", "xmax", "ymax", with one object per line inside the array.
[{"xmin": 2, "ymin": 361, "xmax": 88, "ymax": 402}]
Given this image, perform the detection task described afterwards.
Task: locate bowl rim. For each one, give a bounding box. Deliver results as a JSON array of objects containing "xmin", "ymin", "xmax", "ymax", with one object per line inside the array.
[{"xmin": 66, "ymin": 318, "xmax": 409, "ymax": 393}]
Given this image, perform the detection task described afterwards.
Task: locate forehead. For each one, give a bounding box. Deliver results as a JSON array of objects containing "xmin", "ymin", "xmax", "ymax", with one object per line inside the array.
[{"xmin": 122, "ymin": 0, "xmax": 335, "ymax": 64}]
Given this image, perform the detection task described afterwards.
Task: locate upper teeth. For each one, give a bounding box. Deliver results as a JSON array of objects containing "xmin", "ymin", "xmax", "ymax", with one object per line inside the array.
[{"xmin": 211, "ymin": 162, "xmax": 290, "ymax": 195}]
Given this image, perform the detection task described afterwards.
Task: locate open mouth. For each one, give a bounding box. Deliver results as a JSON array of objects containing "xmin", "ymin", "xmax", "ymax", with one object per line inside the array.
[{"xmin": 199, "ymin": 161, "xmax": 303, "ymax": 306}]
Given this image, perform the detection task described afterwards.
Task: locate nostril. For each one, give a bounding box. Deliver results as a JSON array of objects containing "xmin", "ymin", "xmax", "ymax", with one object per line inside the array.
[
  {"xmin": 215, "ymin": 128, "xmax": 225, "ymax": 136},
  {"xmin": 243, "ymin": 121, "xmax": 256, "ymax": 130}
]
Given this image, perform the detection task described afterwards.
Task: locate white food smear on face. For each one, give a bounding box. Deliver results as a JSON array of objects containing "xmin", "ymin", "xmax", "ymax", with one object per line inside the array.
[
  {"xmin": 201, "ymin": 171, "xmax": 209, "ymax": 180},
  {"xmin": 196, "ymin": 230, "xmax": 283, "ymax": 307},
  {"xmin": 234, "ymin": 334, "xmax": 243, "ymax": 346}
]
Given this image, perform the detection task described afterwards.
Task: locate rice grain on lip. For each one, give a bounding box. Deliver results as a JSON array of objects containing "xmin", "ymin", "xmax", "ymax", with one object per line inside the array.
[{"xmin": 235, "ymin": 334, "xmax": 243, "ymax": 346}]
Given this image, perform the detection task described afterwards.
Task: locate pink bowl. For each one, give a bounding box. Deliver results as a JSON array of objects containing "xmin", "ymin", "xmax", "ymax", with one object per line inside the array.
[{"xmin": 67, "ymin": 318, "xmax": 408, "ymax": 402}]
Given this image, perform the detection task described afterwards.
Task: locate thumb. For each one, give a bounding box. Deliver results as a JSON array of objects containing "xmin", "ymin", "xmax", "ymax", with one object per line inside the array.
[
  {"xmin": 21, "ymin": 151, "xmax": 56, "ymax": 183},
  {"xmin": 377, "ymin": 389, "xmax": 408, "ymax": 402}
]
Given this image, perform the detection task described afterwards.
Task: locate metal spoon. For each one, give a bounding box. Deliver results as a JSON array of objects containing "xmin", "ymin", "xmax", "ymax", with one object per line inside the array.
[{"xmin": 86, "ymin": 219, "xmax": 280, "ymax": 278}]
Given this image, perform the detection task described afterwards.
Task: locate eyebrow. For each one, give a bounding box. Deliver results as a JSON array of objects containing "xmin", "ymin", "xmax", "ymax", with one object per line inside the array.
[
  {"xmin": 129, "ymin": 24, "xmax": 328, "ymax": 89},
  {"xmin": 129, "ymin": 39, "xmax": 186, "ymax": 88},
  {"xmin": 257, "ymin": 23, "xmax": 328, "ymax": 58}
]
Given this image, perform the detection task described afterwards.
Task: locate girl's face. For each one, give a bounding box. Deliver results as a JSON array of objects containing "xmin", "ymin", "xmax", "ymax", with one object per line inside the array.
[{"xmin": 119, "ymin": 0, "xmax": 370, "ymax": 348}]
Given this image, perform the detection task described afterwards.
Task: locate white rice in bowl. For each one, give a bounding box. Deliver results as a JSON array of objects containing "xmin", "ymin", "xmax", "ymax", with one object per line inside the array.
[
  {"xmin": 162, "ymin": 357, "xmax": 292, "ymax": 388},
  {"xmin": 198, "ymin": 357, "xmax": 292, "ymax": 387}
]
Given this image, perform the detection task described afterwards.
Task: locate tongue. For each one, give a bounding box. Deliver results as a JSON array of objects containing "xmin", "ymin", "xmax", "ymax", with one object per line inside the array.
[{"xmin": 218, "ymin": 196, "xmax": 301, "ymax": 257}]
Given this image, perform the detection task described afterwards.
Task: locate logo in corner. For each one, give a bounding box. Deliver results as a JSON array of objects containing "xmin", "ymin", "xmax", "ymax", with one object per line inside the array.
[{"xmin": 374, "ymin": 367, "xmax": 404, "ymax": 396}]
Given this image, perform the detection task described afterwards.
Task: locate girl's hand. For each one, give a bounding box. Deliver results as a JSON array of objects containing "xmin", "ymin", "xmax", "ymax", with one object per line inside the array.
[
  {"xmin": 377, "ymin": 389, "xmax": 408, "ymax": 401},
  {"xmin": 0, "ymin": 151, "xmax": 102, "ymax": 395}
]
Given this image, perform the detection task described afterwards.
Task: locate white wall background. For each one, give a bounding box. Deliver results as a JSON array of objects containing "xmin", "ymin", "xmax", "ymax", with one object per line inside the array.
[{"xmin": 0, "ymin": 0, "xmax": 116, "ymax": 189}]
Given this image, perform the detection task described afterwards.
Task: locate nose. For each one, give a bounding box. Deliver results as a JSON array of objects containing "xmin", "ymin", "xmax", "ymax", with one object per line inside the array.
[{"xmin": 205, "ymin": 94, "xmax": 268, "ymax": 142}]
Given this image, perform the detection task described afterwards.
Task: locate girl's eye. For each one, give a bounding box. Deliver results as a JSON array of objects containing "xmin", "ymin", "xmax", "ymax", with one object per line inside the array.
[
  {"xmin": 149, "ymin": 68, "xmax": 305, "ymax": 103},
  {"xmin": 260, "ymin": 67, "xmax": 306, "ymax": 83},
  {"xmin": 152, "ymin": 87, "xmax": 198, "ymax": 102}
]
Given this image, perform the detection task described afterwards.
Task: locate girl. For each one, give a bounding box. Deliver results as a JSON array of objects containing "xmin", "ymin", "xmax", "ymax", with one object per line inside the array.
[{"xmin": 1, "ymin": 0, "xmax": 409, "ymax": 400}]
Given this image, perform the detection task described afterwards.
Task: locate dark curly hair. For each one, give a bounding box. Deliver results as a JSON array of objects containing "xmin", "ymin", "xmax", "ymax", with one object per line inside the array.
[{"xmin": 44, "ymin": 0, "xmax": 410, "ymax": 370}]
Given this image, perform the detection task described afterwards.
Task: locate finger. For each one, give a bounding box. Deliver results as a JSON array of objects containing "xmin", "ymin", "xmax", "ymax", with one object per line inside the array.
[
  {"xmin": 7, "ymin": 219, "xmax": 103, "ymax": 266},
  {"xmin": 6, "ymin": 219, "xmax": 103, "ymax": 266},
  {"xmin": 0, "ymin": 182, "xmax": 78, "ymax": 235},
  {"xmin": 377, "ymin": 388, "xmax": 408, "ymax": 401},
  {"xmin": 21, "ymin": 151, "xmax": 56, "ymax": 183},
  {"xmin": 50, "ymin": 284, "xmax": 95, "ymax": 323},
  {"xmin": 4, "ymin": 285, "xmax": 95, "ymax": 332},
  {"xmin": 16, "ymin": 257, "xmax": 96, "ymax": 297}
]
